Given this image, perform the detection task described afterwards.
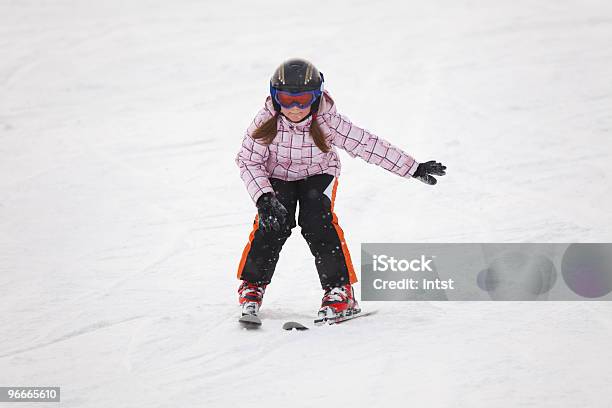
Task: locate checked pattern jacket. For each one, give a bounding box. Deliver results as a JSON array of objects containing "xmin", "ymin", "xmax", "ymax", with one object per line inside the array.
[{"xmin": 236, "ymin": 90, "xmax": 420, "ymax": 203}]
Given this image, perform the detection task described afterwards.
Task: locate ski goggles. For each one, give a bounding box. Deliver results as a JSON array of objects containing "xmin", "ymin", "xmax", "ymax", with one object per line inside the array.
[{"xmin": 271, "ymin": 88, "xmax": 322, "ymax": 109}]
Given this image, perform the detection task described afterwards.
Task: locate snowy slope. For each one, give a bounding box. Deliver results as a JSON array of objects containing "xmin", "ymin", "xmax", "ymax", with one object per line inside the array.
[{"xmin": 1, "ymin": 1, "xmax": 612, "ymax": 407}]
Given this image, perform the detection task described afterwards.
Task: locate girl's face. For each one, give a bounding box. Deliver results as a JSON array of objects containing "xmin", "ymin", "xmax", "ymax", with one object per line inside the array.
[{"xmin": 281, "ymin": 105, "xmax": 310, "ymax": 123}]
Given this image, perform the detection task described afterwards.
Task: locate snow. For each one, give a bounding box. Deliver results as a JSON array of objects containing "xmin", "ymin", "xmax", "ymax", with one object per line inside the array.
[{"xmin": 1, "ymin": 0, "xmax": 612, "ymax": 407}]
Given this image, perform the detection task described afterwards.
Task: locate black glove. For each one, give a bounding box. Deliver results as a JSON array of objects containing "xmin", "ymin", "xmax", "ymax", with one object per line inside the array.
[
  {"xmin": 413, "ymin": 161, "xmax": 447, "ymax": 185},
  {"xmin": 256, "ymin": 193, "xmax": 289, "ymax": 232}
]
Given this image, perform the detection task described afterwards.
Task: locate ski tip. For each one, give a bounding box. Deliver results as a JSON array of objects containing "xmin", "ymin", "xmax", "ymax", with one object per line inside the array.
[
  {"xmin": 239, "ymin": 314, "xmax": 262, "ymax": 329},
  {"xmin": 282, "ymin": 321, "xmax": 309, "ymax": 331}
]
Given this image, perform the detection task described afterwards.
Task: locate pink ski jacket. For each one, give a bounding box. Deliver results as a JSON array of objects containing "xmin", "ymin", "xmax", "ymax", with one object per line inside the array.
[{"xmin": 236, "ymin": 90, "xmax": 420, "ymax": 203}]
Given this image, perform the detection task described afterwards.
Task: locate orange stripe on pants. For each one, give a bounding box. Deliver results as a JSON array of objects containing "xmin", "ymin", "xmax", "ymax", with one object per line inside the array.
[
  {"xmin": 237, "ymin": 214, "xmax": 259, "ymax": 279},
  {"xmin": 329, "ymin": 178, "xmax": 358, "ymax": 284}
]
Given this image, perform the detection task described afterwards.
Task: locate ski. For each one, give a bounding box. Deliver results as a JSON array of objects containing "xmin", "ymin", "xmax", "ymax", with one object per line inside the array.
[
  {"xmin": 282, "ymin": 321, "xmax": 309, "ymax": 331},
  {"xmin": 283, "ymin": 310, "xmax": 377, "ymax": 330},
  {"xmin": 239, "ymin": 314, "xmax": 262, "ymax": 329},
  {"xmin": 315, "ymin": 310, "xmax": 377, "ymax": 326}
]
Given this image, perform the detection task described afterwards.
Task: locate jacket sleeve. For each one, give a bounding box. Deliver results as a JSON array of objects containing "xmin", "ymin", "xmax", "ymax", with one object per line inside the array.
[
  {"xmin": 319, "ymin": 112, "xmax": 420, "ymax": 178},
  {"xmin": 235, "ymin": 108, "xmax": 276, "ymax": 204}
]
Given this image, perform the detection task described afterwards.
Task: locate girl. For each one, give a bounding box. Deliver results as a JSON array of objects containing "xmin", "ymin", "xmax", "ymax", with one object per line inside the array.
[{"xmin": 235, "ymin": 58, "xmax": 446, "ymax": 324}]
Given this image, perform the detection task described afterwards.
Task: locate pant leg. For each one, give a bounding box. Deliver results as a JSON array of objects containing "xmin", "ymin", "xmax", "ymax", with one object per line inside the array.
[
  {"xmin": 237, "ymin": 178, "xmax": 298, "ymax": 285},
  {"xmin": 297, "ymin": 174, "xmax": 357, "ymax": 289}
]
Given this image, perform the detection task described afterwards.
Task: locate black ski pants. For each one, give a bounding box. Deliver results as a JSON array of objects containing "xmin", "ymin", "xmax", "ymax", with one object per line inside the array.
[{"xmin": 237, "ymin": 174, "xmax": 357, "ymax": 289}]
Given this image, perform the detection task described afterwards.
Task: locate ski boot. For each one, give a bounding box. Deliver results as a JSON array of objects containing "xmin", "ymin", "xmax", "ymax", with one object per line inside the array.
[
  {"xmin": 238, "ymin": 281, "xmax": 267, "ymax": 317},
  {"xmin": 315, "ymin": 284, "xmax": 361, "ymax": 325}
]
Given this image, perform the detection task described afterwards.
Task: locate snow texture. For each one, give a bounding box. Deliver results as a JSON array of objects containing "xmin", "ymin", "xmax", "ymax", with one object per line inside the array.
[{"xmin": 1, "ymin": 1, "xmax": 612, "ymax": 407}]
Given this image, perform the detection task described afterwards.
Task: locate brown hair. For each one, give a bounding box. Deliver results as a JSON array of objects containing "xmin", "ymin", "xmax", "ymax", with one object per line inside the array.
[{"xmin": 252, "ymin": 111, "xmax": 330, "ymax": 153}]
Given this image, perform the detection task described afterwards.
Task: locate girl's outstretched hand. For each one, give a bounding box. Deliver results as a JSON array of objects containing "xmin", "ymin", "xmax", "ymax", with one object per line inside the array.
[
  {"xmin": 255, "ymin": 193, "xmax": 288, "ymax": 232},
  {"xmin": 413, "ymin": 161, "xmax": 447, "ymax": 185}
]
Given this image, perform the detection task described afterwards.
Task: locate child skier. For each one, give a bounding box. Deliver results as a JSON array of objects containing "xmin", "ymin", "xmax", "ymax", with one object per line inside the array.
[{"xmin": 235, "ymin": 58, "xmax": 446, "ymax": 324}]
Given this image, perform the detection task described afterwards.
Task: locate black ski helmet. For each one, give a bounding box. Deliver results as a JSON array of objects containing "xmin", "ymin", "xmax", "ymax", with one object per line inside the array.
[{"xmin": 269, "ymin": 58, "xmax": 324, "ymax": 112}]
